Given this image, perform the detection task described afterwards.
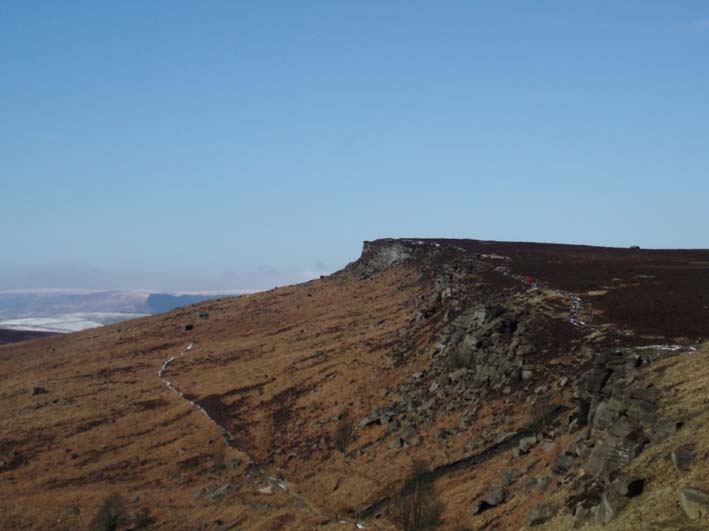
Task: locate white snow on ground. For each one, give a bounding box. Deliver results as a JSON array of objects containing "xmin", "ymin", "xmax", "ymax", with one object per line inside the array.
[{"xmin": 0, "ymin": 312, "xmax": 148, "ymax": 333}]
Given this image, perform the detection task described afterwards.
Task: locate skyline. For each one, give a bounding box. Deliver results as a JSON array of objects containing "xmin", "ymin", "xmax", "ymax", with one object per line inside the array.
[{"xmin": 2, "ymin": 2, "xmax": 708, "ymax": 290}]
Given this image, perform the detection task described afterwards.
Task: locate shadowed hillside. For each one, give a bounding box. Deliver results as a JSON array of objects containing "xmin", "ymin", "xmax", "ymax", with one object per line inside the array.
[{"xmin": 0, "ymin": 329, "xmax": 57, "ymax": 346}]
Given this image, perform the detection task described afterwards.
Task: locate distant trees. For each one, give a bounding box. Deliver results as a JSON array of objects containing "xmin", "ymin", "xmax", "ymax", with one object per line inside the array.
[{"xmin": 389, "ymin": 459, "xmax": 443, "ymax": 531}]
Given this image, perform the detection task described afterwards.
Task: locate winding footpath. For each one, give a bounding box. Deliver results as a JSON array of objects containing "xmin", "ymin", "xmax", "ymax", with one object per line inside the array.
[
  {"xmin": 157, "ymin": 342, "xmax": 248, "ymax": 449},
  {"xmin": 156, "ymin": 342, "xmax": 327, "ymax": 524},
  {"xmin": 487, "ymin": 257, "xmax": 696, "ymax": 355}
]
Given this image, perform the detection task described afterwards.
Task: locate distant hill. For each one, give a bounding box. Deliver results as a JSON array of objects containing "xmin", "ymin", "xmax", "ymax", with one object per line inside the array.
[
  {"xmin": 0, "ymin": 328, "xmax": 57, "ymax": 346},
  {"xmin": 0, "ymin": 290, "xmax": 231, "ymax": 335},
  {"xmin": 144, "ymin": 293, "xmax": 223, "ymax": 313},
  {"xmin": 0, "ymin": 290, "xmax": 151, "ymax": 319}
]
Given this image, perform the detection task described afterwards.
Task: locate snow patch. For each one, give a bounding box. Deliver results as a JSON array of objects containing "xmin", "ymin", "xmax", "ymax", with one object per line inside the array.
[{"xmin": 0, "ymin": 312, "xmax": 148, "ymax": 333}]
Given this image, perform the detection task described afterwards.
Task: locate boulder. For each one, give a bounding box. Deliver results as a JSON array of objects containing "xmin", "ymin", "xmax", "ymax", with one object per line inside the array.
[
  {"xmin": 437, "ymin": 374, "xmax": 451, "ymax": 387},
  {"xmin": 671, "ymin": 444, "xmax": 694, "ymax": 473},
  {"xmin": 525, "ymin": 503, "xmax": 554, "ymax": 527},
  {"xmin": 572, "ymin": 502, "xmax": 591, "ymax": 529},
  {"xmin": 612, "ymin": 475, "xmax": 644, "ymax": 498},
  {"xmin": 360, "ymin": 414, "xmax": 381, "ymax": 428},
  {"xmin": 31, "ymin": 386, "xmax": 47, "ymax": 396},
  {"xmin": 500, "ymin": 468, "xmax": 521, "ymax": 486},
  {"xmin": 597, "ymin": 488, "xmax": 628, "ymax": 524},
  {"xmin": 552, "ymin": 452, "xmax": 576, "ymax": 474},
  {"xmin": 434, "ymin": 428, "xmax": 449, "ymax": 445},
  {"xmin": 591, "ymin": 399, "xmax": 623, "ymax": 432},
  {"xmin": 680, "ymin": 487, "xmax": 709, "ymax": 520},
  {"xmin": 584, "ymin": 427, "xmax": 648, "ymax": 477},
  {"xmin": 472, "ymin": 487, "xmax": 507, "ymax": 514},
  {"xmin": 389, "ymin": 437, "xmax": 404, "ymax": 449},
  {"xmin": 648, "ymin": 420, "xmax": 683, "ymax": 443},
  {"xmin": 465, "ymin": 438, "xmax": 479, "ymax": 451},
  {"xmin": 205, "ymin": 483, "xmax": 232, "ymax": 502},
  {"xmin": 448, "ymin": 368, "xmax": 469, "ymax": 383},
  {"xmin": 519, "ymin": 435, "xmax": 537, "ymax": 454}
]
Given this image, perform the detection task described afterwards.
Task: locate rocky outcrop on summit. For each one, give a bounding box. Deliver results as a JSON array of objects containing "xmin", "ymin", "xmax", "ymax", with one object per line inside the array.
[{"xmin": 348, "ymin": 239, "xmax": 420, "ymax": 276}]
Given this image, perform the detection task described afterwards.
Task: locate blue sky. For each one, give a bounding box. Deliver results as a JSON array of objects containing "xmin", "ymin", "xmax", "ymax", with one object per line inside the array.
[{"xmin": 2, "ymin": 1, "xmax": 708, "ymax": 290}]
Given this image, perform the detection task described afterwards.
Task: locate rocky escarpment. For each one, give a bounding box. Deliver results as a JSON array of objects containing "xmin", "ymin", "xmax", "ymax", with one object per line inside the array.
[
  {"xmin": 559, "ymin": 345, "xmax": 694, "ymax": 527},
  {"xmin": 348, "ymin": 239, "xmax": 421, "ymax": 277},
  {"xmin": 350, "ymin": 238, "xmax": 700, "ymax": 528},
  {"xmin": 357, "ymin": 242, "xmax": 587, "ymax": 448}
]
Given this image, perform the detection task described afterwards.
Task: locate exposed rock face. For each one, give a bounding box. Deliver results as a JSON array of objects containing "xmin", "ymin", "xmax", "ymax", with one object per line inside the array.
[
  {"xmin": 357, "ymin": 249, "xmax": 585, "ymax": 455},
  {"xmin": 519, "ymin": 435, "xmax": 537, "ymax": 454},
  {"xmin": 472, "ymin": 486, "xmax": 508, "ymax": 514},
  {"xmin": 597, "ymin": 487, "xmax": 628, "ymax": 524},
  {"xmin": 612, "ymin": 475, "xmax": 644, "ymax": 498},
  {"xmin": 350, "ymin": 239, "xmax": 418, "ymax": 276},
  {"xmin": 349, "ymin": 239, "xmax": 700, "ymax": 528},
  {"xmin": 526, "ymin": 503, "xmax": 554, "ymax": 526},
  {"xmin": 547, "ymin": 346, "xmax": 662, "ymax": 525},
  {"xmin": 577, "ymin": 350, "xmax": 658, "ymax": 481},
  {"xmin": 680, "ymin": 487, "xmax": 709, "ymax": 520},
  {"xmin": 205, "ymin": 483, "xmax": 232, "ymax": 503},
  {"xmin": 672, "ymin": 444, "xmax": 694, "ymax": 472}
]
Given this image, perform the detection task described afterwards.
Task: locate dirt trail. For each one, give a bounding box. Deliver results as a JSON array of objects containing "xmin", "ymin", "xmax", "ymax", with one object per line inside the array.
[
  {"xmin": 156, "ymin": 342, "xmax": 327, "ymax": 521},
  {"xmin": 487, "ymin": 255, "xmax": 696, "ymax": 355}
]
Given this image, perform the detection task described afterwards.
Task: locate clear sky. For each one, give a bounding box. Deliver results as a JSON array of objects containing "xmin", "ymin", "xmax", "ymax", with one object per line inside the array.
[{"xmin": 2, "ymin": 1, "xmax": 708, "ymax": 291}]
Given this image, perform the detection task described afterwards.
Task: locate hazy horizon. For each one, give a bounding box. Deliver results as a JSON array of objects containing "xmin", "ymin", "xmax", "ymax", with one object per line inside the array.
[{"xmin": 0, "ymin": 263, "xmax": 332, "ymax": 292}]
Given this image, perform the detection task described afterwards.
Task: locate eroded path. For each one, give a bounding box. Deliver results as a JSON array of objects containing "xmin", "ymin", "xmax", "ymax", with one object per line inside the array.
[
  {"xmin": 485, "ymin": 253, "xmax": 696, "ymax": 354},
  {"xmin": 156, "ymin": 342, "xmax": 327, "ymax": 522}
]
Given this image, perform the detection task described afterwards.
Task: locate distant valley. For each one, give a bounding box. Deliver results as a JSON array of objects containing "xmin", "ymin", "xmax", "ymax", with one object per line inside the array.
[{"xmin": 0, "ymin": 289, "xmax": 250, "ymax": 337}]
